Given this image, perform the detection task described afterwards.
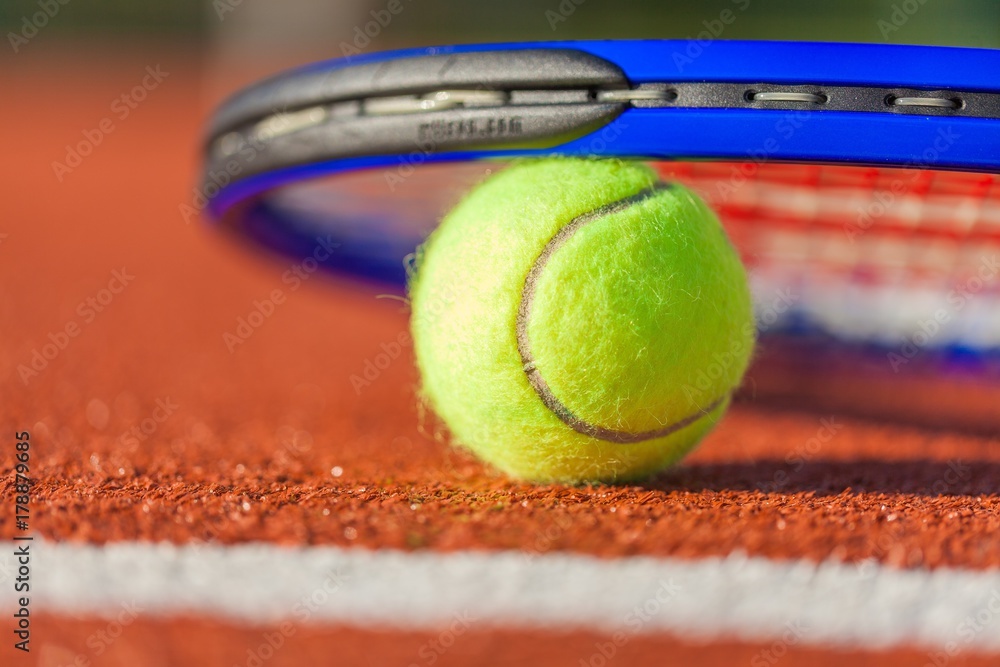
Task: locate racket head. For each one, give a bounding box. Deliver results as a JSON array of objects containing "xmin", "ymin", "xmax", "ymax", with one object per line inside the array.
[{"xmin": 200, "ymin": 40, "xmax": 1000, "ymax": 431}]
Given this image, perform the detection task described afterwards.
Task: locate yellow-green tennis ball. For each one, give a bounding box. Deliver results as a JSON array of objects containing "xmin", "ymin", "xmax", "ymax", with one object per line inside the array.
[{"xmin": 410, "ymin": 158, "xmax": 754, "ymax": 483}]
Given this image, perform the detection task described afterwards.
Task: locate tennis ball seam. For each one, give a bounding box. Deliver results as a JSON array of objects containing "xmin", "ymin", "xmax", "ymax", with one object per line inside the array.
[{"xmin": 515, "ymin": 181, "xmax": 728, "ymax": 444}]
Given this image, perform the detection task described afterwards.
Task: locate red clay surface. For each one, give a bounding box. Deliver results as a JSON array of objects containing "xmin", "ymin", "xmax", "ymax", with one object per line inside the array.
[
  {"xmin": 12, "ymin": 402, "xmax": 1000, "ymax": 568},
  {"xmin": 29, "ymin": 616, "xmax": 1000, "ymax": 667},
  {"xmin": 3, "ymin": 46, "xmax": 1000, "ymax": 667}
]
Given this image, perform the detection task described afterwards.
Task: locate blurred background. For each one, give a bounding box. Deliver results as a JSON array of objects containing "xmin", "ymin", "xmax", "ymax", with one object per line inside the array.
[
  {"xmin": 3, "ymin": 0, "xmax": 999, "ymax": 427},
  {"xmin": 4, "ymin": 6, "xmax": 1000, "ymax": 665},
  {"xmin": 4, "ymin": 0, "xmax": 997, "ymax": 183},
  {"xmin": 3, "ymin": 0, "xmax": 999, "ymax": 49},
  {"xmin": 3, "ymin": 0, "xmax": 998, "ymax": 95}
]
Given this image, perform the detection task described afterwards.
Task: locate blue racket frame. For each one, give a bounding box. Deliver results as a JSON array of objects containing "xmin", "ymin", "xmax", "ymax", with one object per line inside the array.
[{"xmin": 202, "ymin": 40, "xmax": 1000, "ymax": 282}]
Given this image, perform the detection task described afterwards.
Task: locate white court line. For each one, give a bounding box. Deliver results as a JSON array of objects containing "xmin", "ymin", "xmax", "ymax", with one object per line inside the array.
[{"xmin": 18, "ymin": 541, "xmax": 1000, "ymax": 652}]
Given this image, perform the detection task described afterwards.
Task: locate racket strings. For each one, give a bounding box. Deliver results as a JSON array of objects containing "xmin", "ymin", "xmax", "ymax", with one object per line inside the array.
[{"xmin": 655, "ymin": 162, "xmax": 1000, "ymax": 351}]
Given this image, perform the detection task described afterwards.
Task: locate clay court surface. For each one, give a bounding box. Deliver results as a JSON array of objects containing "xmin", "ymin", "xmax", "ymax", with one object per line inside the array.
[{"xmin": 3, "ymin": 48, "xmax": 1000, "ymax": 666}]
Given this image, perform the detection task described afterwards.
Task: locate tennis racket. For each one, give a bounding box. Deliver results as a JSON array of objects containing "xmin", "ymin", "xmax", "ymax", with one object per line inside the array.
[{"xmin": 200, "ymin": 40, "xmax": 1000, "ymax": 431}]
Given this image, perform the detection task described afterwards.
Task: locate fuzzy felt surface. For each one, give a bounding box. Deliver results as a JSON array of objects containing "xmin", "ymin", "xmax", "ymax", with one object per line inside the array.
[{"xmin": 410, "ymin": 159, "xmax": 754, "ymax": 482}]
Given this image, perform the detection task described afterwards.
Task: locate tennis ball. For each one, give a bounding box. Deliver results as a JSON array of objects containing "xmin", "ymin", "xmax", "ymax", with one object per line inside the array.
[{"xmin": 410, "ymin": 159, "xmax": 754, "ymax": 483}]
